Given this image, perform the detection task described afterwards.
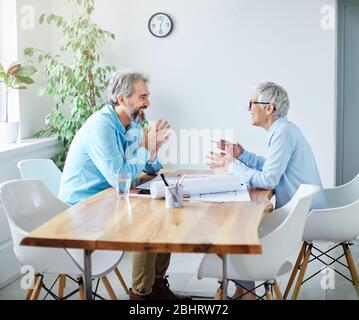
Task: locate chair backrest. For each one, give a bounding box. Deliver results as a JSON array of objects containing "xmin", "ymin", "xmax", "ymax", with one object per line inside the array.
[
  {"xmin": 0, "ymin": 180, "xmax": 70, "ymax": 267},
  {"xmin": 17, "ymin": 159, "xmax": 62, "ymax": 196},
  {"xmin": 255, "ymin": 185, "xmax": 319, "ymax": 276},
  {"xmin": 304, "ymin": 198, "xmax": 359, "ymax": 241},
  {"xmin": 324, "ymin": 173, "xmax": 359, "ymax": 208},
  {"xmin": 265, "ymin": 184, "xmax": 319, "ymax": 254},
  {"xmin": 0, "ymin": 180, "xmax": 120, "ymax": 277}
]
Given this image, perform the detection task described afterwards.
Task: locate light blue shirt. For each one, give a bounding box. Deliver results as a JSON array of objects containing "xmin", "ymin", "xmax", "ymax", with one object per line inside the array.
[
  {"xmin": 59, "ymin": 105, "xmax": 162, "ymax": 205},
  {"xmin": 228, "ymin": 117, "xmax": 326, "ymax": 209}
]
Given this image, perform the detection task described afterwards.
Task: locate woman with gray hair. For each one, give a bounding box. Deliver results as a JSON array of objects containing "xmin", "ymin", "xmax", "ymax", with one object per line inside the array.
[{"xmin": 207, "ymin": 81, "xmax": 326, "ymax": 299}]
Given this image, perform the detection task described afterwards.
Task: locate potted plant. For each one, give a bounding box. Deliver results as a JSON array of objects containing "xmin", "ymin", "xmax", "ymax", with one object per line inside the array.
[
  {"xmin": 0, "ymin": 62, "xmax": 37, "ymax": 143},
  {"xmin": 24, "ymin": 0, "xmax": 116, "ymax": 169}
]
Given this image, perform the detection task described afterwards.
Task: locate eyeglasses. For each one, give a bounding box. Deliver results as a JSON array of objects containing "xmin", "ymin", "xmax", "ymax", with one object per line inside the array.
[{"xmin": 248, "ymin": 101, "xmax": 276, "ymax": 111}]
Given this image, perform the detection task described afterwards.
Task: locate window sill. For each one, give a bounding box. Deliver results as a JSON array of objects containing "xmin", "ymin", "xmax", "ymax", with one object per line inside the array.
[{"xmin": 0, "ymin": 138, "xmax": 62, "ymax": 161}]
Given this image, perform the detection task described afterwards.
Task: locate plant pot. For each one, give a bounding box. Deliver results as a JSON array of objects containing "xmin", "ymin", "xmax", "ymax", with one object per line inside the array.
[{"xmin": 0, "ymin": 121, "xmax": 20, "ymax": 144}]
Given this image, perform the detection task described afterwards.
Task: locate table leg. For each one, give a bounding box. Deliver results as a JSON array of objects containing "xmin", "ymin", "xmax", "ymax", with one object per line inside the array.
[
  {"xmin": 222, "ymin": 254, "xmax": 228, "ymax": 300},
  {"xmin": 84, "ymin": 249, "xmax": 93, "ymax": 300}
]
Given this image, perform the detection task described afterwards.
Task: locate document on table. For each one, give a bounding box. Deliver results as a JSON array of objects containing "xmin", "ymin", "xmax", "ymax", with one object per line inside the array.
[
  {"xmin": 136, "ymin": 174, "xmax": 212, "ymax": 190},
  {"xmin": 190, "ymin": 188, "xmax": 251, "ymax": 203}
]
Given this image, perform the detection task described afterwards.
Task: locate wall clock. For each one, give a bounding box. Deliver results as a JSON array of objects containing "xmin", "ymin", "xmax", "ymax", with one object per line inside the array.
[{"xmin": 148, "ymin": 13, "xmax": 174, "ymax": 38}]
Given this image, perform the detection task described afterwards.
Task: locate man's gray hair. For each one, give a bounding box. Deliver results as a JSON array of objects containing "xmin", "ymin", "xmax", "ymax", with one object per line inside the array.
[
  {"xmin": 107, "ymin": 70, "xmax": 149, "ymax": 106},
  {"xmin": 253, "ymin": 82, "xmax": 290, "ymax": 118}
]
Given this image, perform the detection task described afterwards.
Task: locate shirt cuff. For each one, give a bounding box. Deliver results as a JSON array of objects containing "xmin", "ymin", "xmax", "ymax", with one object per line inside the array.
[
  {"xmin": 228, "ymin": 159, "xmax": 239, "ymax": 175},
  {"xmin": 137, "ymin": 147, "xmax": 151, "ymax": 165},
  {"xmin": 147, "ymin": 157, "xmax": 157, "ymax": 165},
  {"xmin": 228, "ymin": 159, "xmax": 255, "ymax": 186},
  {"xmin": 237, "ymin": 150, "xmax": 250, "ymax": 163}
]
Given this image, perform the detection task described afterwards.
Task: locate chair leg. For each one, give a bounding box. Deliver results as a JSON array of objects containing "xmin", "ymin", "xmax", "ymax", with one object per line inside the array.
[
  {"xmin": 283, "ymin": 241, "xmax": 307, "ymax": 299},
  {"xmin": 214, "ymin": 283, "xmax": 223, "ymax": 300},
  {"xmin": 58, "ymin": 274, "xmax": 66, "ymax": 299},
  {"xmin": 101, "ymin": 276, "xmax": 117, "ymax": 300},
  {"xmin": 30, "ymin": 275, "xmax": 43, "ymax": 300},
  {"xmin": 25, "ymin": 275, "xmax": 37, "ymax": 300},
  {"xmin": 291, "ymin": 244, "xmax": 312, "ymax": 300},
  {"xmin": 343, "ymin": 242, "xmax": 359, "ymax": 298},
  {"xmin": 79, "ymin": 278, "xmax": 85, "ymax": 300},
  {"xmin": 264, "ymin": 283, "xmax": 273, "ymax": 300},
  {"xmin": 114, "ymin": 267, "xmax": 129, "ymax": 294},
  {"xmin": 273, "ymin": 281, "xmax": 283, "ymax": 300}
]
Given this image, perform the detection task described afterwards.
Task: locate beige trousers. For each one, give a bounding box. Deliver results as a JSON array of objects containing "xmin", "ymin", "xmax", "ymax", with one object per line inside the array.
[{"xmin": 132, "ymin": 252, "xmax": 171, "ymax": 295}]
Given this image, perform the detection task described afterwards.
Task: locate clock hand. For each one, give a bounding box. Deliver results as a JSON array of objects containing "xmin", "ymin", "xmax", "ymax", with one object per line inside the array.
[{"xmin": 160, "ymin": 16, "xmax": 165, "ymax": 28}]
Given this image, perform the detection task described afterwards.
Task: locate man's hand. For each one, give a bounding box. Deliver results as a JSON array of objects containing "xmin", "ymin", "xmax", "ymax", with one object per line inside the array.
[
  {"xmin": 216, "ymin": 139, "xmax": 244, "ymax": 159},
  {"xmin": 142, "ymin": 119, "xmax": 172, "ymax": 161},
  {"xmin": 206, "ymin": 151, "xmax": 233, "ymax": 172},
  {"xmin": 155, "ymin": 120, "xmax": 171, "ymax": 150}
]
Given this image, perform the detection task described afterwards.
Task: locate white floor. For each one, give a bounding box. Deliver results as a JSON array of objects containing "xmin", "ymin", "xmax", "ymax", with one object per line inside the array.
[{"xmin": 1, "ymin": 241, "xmax": 358, "ymax": 300}]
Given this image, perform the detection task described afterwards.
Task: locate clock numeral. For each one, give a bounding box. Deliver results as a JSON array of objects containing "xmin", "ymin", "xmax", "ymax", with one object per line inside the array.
[
  {"xmin": 159, "ymin": 30, "xmax": 163, "ymax": 35},
  {"xmin": 151, "ymin": 23, "xmax": 156, "ymax": 28},
  {"xmin": 166, "ymin": 22, "xmax": 170, "ymax": 27}
]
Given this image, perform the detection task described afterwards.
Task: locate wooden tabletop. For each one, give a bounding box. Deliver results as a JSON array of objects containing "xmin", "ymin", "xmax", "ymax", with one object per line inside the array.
[{"xmin": 21, "ymin": 171, "xmax": 273, "ymax": 255}]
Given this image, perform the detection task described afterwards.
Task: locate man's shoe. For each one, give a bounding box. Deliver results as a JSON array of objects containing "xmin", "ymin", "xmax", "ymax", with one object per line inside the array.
[
  {"xmin": 129, "ymin": 288, "xmax": 152, "ymax": 300},
  {"xmin": 152, "ymin": 276, "xmax": 192, "ymax": 300}
]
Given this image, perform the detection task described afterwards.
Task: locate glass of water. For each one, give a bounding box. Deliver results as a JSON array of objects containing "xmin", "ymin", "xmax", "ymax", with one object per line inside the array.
[{"xmin": 115, "ymin": 172, "xmax": 132, "ymax": 199}]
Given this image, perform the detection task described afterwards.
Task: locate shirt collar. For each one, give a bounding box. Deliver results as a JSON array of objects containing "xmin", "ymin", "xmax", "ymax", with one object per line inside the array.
[
  {"xmin": 106, "ymin": 104, "xmax": 143, "ymax": 135},
  {"xmin": 267, "ymin": 117, "xmax": 288, "ymax": 144},
  {"xmin": 106, "ymin": 104, "xmax": 126, "ymax": 135}
]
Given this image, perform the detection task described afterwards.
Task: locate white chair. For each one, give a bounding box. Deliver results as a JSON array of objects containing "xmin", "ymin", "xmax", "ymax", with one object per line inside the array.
[
  {"xmin": 0, "ymin": 180, "xmax": 129, "ymax": 300},
  {"xmin": 17, "ymin": 159, "xmax": 62, "ymax": 196},
  {"xmin": 17, "ymin": 159, "xmax": 129, "ymax": 298},
  {"xmin": 284, "ymin": 174, "xmax": 359, "ymax": 299},
  {"xmin": 197, "ymin": 185, "xmax": 319, "ymax": 300}
]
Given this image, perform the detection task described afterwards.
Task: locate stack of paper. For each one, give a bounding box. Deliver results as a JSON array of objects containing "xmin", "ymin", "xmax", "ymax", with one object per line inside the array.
[
  {"xmin": 190, "ymin": 188, "xmax": 251, "ymax": 203},
  {"xmin": 148, "ymin": 175, "xmax": 247, "ymax": 200}
]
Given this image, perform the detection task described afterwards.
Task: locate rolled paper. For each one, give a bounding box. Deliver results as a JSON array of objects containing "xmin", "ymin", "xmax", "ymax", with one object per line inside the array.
[{"xmin": 150, "ymin": 175, "xmax": 243, "ymax": 199}]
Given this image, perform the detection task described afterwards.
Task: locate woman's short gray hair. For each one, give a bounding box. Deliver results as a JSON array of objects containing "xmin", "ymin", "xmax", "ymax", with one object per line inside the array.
[
  {"xmin": 252, "ymin": 82, "xmax": 290, "ymax": 118},
  {"xmin": 107, "ymin": 70, "xmax": 149, "ymax": 106}
]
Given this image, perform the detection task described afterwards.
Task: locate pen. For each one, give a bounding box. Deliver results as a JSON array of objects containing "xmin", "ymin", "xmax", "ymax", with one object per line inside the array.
[
  {"xmin": 160, "ymin": 173, "xmax": 169, "ymax": 187},
  {"xmin": 178, "ymin": 174, "xmax": 186, "ymax": 187},
  {"xmin": 161, "ymin": 173, "xmax": 179, "ymax": 205}
]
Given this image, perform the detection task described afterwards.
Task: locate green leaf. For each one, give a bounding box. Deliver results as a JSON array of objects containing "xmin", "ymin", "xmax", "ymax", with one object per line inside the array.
[
  {"xmin": 15, "ymin": 86, "xmax": 28, "ymax": 90},
  {"xmin": 3, "ymin": 75, "xmax": 12, "ymax": 87},
  {"xmin": 7, "ymin": 63, "xmax": 21, "ymax": 75},
  {"xmin": 15, "ymin": 76, "xmax": 35, "ymax": 85},
  {"xmin": 47, "ymin": 14, "xmax": 54, "ymax": 24},
  {"xmin": 39, "ymin": 14, "xmax": 45, "ymax": 24},
  {"xmin": 0, "ymin": 62, "xmax": 4, "ymax": 72},
  {"xmin": 16, "ymin": 65, "xmax": 37, "ymax": 77},
  {"xmin": 24, "ymin": 48, "xmax": 34, "ymax": 57}
]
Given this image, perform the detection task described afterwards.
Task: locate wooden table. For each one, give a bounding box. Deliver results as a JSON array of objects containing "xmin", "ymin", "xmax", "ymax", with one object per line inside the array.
[{"xmin": 21, "ymin": 170, "xmax": 273, "ymax": 300}]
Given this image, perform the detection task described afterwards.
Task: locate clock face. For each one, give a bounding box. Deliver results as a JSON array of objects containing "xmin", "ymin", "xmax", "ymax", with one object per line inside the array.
[{"xmin": 148, "ymin": 13, "xmax": 173, "ymax": 38}]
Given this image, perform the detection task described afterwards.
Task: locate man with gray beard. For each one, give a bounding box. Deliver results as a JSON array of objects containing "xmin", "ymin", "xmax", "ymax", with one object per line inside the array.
[{"xmin": 59, "ymin": 71, "xmax": 190, "ymax": 300}]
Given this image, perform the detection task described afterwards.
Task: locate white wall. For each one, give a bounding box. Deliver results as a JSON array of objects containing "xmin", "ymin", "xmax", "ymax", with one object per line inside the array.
[
  {"xmin": 17, "ymin": 0, "xmax": 336, "ymax": 186},
  {"xmin": 94, "ymin": 0, "xmax": 336, "ymax": 186},
  {"xmin": 16, "ymin": 0, "xmax": 53, "ymax": 139},
  {"xmin": 0, "ymin": 0, "xmax": 19, "ymax": 123}
]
